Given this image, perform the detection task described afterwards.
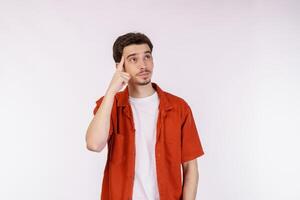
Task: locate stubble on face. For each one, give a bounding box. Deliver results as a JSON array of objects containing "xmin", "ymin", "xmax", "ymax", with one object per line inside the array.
[
  {"xmin": 123, "ymin": 44, "xmax": 154, "ymax": 87},
  {"xmin": 135, "ymin": 70, "xmax": 152, "ymax": 85},
  {"xmin": 137, "ymin": 79, "xmax": 151, "ymax": 85},
  {"xmin": 129, "ymin": 72, "xmax": 152, "ymax": 86}
]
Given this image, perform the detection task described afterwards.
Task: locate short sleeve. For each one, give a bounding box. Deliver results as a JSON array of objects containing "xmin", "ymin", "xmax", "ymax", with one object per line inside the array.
[
  {"xmin": 93, "ymin": 96, "xmax": 114, "ymax": 138},
  {"xmin": 181, "ymin": 104, "xmax": 205, "ymax": 163}
]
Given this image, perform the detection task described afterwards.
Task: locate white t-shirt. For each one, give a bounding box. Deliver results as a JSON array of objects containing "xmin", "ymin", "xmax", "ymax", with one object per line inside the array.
[{"xmin": 129, "ymin": 91, "xmax": 160, "ymax": 200}]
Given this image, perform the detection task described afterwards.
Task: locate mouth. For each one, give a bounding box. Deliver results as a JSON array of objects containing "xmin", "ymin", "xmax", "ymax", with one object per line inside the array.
[{"xmin": 137, "ymin": 72, "xmax": 150, "ymax": 76}]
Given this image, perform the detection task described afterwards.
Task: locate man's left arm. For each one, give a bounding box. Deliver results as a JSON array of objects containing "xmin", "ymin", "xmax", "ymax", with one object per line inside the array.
[
  {"xmin": 181, "ymin": 158, "xmax": 199, "ymax": 200},
  {"xmin": 180, "ymin": 102, "xmax": 204, "ymax": 199}
]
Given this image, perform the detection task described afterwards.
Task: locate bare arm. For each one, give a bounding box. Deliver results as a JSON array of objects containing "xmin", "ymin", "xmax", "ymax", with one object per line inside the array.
[
  {"xmin": 85, "ymin": 90, "xmax": 116, "ymax": 152},
  {"xmin": 85, "ymin": 55, "xmax": 131, "ymax": 152},
  {"xmin": 181, "ymin": 159, "xmax": 199, "ymax": 200}
]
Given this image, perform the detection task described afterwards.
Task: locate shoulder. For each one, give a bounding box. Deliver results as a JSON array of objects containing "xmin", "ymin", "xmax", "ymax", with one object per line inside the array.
[
  {"xmin": 163, "ymin": 91, "xmax": 192, "ymax": 114},
  {"xmin": 162, "ymin": 91, "xmax": 196, "ymax": 127}
]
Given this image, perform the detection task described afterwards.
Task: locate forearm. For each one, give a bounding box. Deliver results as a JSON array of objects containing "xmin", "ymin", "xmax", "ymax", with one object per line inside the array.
[
  {"xmin": 182, "ymin": 165, "xmax": 199, "ymax": 200},
  {"xmin": 86, "ymin": 90, "xmax": 115, "ymax": 152}
]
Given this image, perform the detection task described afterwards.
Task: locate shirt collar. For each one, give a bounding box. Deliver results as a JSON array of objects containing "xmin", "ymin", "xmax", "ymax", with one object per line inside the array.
[{"xmin": 116, "ymin": 82, "xmax": 173, "ymax": 111}]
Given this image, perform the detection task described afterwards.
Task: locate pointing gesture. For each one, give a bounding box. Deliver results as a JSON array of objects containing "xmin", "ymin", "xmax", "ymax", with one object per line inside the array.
[
  {"xmin": 116, "ymin": 55, "xmax": 125, "ymax": 72},
  {"xmin": 106, "ymin": 55, "xmax": 131, "ymax": 95}
]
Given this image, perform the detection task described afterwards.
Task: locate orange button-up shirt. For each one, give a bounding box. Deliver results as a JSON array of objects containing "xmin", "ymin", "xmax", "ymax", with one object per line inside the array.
[{"xmin": 93, "ymin": 82, "xmax": 205, "ymax": 200}]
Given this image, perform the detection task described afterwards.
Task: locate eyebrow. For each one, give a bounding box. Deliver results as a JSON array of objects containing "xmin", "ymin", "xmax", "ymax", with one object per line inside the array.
[{"xmin": 126, "ymin": 51, "xmax": 151, "ymax": 59}]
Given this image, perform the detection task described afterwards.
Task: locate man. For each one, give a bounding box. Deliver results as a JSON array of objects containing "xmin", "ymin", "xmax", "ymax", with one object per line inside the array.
[{"xmin": 86, "ymin": 32, "xmax": 205, "ymax": 200}]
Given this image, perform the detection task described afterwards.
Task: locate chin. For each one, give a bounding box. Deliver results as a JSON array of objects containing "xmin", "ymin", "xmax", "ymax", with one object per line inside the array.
[{"xmin": 136, "ymin": 78, "xmax": 151, "ymax": 86}]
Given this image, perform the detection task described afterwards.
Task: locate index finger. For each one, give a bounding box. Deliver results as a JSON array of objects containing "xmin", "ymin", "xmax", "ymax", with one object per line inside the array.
[{"xmin": 116, "ymin": 55, "xmax": 125, "ymax": 72}]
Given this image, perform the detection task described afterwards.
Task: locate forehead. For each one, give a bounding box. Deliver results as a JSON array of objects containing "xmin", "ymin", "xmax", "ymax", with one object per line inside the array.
[{"xmin": 123, "ymin": 44, "xmax": 151, "ymax": 56}]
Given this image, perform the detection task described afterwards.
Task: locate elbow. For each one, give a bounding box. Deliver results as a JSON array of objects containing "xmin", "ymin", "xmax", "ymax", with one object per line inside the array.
[
  {"xmin": 85, "ymin": 128, "xmax": 108, "ymax": 152},
  {"xmin": 86, "ymin": 142, "xmax": 105, "ymax": 152},
  {"xmin": 85, "ymin": 134, "xmax": 106, "ymax": 152}
]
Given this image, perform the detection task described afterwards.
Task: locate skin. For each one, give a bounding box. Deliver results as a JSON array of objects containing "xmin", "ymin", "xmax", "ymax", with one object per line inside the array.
[
  {"xmin": 86, "ymin": 43, "xmax": 199, "ymax": 199},
  {"xmin": 182, "ymin": 159, "xmax": 199, "ymax": 200},
  {"xmin": 120, "ymin": 43, "xmax": 156, "ymax": 98}
]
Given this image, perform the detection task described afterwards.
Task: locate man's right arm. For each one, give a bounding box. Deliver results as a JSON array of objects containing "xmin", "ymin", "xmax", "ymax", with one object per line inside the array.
[
  {"xmin": 85, "ymin": 90, "xmax": 115, "ymax": 152},
  {"xmin": 85, "ymin": 55, "xmax": 130, "ymax": 153}
]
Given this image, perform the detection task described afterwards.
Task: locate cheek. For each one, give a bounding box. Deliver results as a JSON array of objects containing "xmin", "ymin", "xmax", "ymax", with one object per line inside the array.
[
  {"xmin": 124, "ymin": 63, "xmax": 132, "ymax": 71},
  {"xmin": 125, "ymin": 65, "xmax": 138, "ymax": 75},
  {"xmin": 146, "ymin": 60, "xmax": 154, "ymax": 66},
  {"xmin": 148, "ymin": 63, "xmax": 154, "ymax": 71}
]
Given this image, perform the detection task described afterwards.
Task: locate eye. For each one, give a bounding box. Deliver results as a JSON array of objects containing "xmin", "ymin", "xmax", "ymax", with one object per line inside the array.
[
  {"xmin": 145, "ymin": 54, "xmax": 152, "ymax": 60},
  {"xmin": 129, "ymin": 57, "xmax": 137, "ymax": 62}
]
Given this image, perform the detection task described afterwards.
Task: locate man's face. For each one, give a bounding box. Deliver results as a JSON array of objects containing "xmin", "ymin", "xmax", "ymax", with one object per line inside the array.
[{"xmin": 122, "ymin": 43, "xmax": 154, "ymax": 86}]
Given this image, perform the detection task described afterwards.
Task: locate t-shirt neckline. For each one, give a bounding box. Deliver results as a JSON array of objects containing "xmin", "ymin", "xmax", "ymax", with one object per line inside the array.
[{"xmin": 129, "ymin": 91, "xmax": 158, "ymax": 103}]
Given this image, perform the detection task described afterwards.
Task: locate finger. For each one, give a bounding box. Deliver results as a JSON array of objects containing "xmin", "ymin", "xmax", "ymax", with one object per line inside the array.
[
  {"xmin": 120, "ymin": 72, "xmax": 131, "ymax": 78},
  {"xmin": 116, "ymin": 56, "xmax": 125, "ymax": 72},
  {"xmin": 120, "ymin": 74, "xmax": 130, "ymax": 81}
]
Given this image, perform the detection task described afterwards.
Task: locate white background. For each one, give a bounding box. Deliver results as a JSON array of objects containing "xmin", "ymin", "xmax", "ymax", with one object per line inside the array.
[{"xmin": 1, "ymin": 0, "xmax": 299, "ymax": 199}]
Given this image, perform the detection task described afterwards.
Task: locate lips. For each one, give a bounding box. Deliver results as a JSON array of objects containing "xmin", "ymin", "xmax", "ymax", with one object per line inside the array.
[{"xmin": 138, "ymin": 72, "xmax": 149, "ymax": 76}]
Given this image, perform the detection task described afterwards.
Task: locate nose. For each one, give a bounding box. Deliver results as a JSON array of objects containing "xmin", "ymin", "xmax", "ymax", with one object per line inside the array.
[{"xmin": 137, "ymin": 59, "xmax": 147, "ymax": 70}]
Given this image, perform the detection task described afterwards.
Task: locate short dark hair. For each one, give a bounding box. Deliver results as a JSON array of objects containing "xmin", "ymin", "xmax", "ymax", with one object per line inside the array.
[{"xmin": 112, "ymin": 32, "xmax": 153, "ymax": 63}]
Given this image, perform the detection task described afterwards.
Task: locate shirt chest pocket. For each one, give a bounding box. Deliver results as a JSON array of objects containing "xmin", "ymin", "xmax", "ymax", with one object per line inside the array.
[{"xmin": 109, "ymin": 133, "xmax": 126, "ymax": 165}]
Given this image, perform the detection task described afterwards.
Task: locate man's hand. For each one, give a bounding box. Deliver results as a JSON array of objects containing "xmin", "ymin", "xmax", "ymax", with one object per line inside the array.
[{"xmin": 106, "ymin": 55, "xmax": 131, "ymax": 95}]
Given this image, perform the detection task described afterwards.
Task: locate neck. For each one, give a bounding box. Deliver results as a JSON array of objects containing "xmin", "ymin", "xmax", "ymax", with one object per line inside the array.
[{"xmin": 128, "ymin": 82, "xmax": 156, "ymax": 98}]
